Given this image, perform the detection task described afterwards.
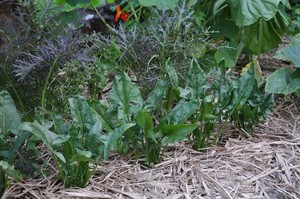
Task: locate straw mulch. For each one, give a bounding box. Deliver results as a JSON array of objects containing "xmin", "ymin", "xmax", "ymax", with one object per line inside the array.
[{"xmin": 2, "ymin": 100, "xmax": 300, "ymax": 199}]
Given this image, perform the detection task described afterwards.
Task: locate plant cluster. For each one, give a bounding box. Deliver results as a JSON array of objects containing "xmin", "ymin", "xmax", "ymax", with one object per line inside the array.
[{"xmin": 1, "ymin": 0, "xmax": 299, "ymax": 196}]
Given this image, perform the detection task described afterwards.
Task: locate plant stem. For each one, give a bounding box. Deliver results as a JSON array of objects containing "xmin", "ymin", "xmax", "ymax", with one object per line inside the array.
[
  {"xmin": 212, "ymin": 121, "xmax": 227, "ymax": 145},
  {"xmin": 40, "ymin": 56, "xmax": 61, "ymax": 110}
]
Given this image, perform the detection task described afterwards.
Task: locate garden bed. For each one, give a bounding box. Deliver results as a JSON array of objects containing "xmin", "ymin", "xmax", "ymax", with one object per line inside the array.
[{"xmin": 2, "ymin": 97, "xmax": 299, "ymax": 199}]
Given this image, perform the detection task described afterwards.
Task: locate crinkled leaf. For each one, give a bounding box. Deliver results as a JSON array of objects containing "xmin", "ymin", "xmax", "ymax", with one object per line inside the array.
[
  {"xmin": 185, "ymin": 59, "xmax": 207, "ymax": 97},
  {"xmin": 0, "ymin": 90, "xmax": 21, "ymax": 135},
  {"xmin": 108, "ymin": 72, "xmax": 143, "ymax": 120},
  {"xmin": 160, "ymin": 123, "xmax": 198, "ymax": 145},
  {"xmin": 89, "ymin": 100, "xmax": 114, "ymax": 130},
  {"xmin": 265, "ymin": 68, "xmax": 300, "ymax": 94},
  {"xmin": 138, "ymin": 0, "xmax": 179, "ymax": 9},
  {"xmin": 223, "ymin": 65, "xmax": 255, "ymax": 115},
  {"xmin": 69, "ymin": 95, "xmax": 95, "ymax": 136},
  {"xmin": 228, "ymin": 0, "xmax": 281, "ymax": 27}
]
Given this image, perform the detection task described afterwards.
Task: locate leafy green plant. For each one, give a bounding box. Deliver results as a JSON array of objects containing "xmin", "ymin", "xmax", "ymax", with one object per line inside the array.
[
  {"xmin": 266, "ymin": 34, "xmax": 300, "ymax": 96},
  {"xmin": 19, "ymin": 95, "xmax": 133, "ymax": 187},
  {"xmin": 0, "ymin": 90, "xmax": 31, "ymax": 196},
  {"xmin": 89, "ymin": 65, "xmax": 199, "ymax": 166},
  {"xmin": 89, "ymin": 58, "xmax": 273, "ymax": 165},
  {"xmin": 193, "ymin": 0, "xmax": 291, "ymax": 68}
]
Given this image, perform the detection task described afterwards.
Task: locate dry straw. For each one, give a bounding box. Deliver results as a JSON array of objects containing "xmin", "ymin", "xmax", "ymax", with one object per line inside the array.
[{"xmin": 2, "ymin": 101, "xmax": 299, "ymax": 199}]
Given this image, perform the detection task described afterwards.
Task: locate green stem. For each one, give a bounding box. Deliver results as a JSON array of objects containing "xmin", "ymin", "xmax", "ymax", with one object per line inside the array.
[
  {"xmin": 212, "ymin": 120, "xmax": 227, "ymax": 145},
  {"xmin": 40, "ymin": 56, "xmax": 61, "ymax": 110},
  {"xmin": 128, "ymin": 0, "xmax": 140, "ymax": 22}
]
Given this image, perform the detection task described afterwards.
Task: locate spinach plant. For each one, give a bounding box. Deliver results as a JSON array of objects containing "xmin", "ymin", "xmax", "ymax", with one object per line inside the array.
[
  {"xmin": 20, "ymin": 95, "xmax": 133, "ymax": 187},
  {"xmin": 90, "ymin": 58, "xmax": 273, "ymax": 165},
  {"xmin": 89, "ymin": 62, "xmax": 199, "ymax": 167},
  {"xmin": 0, "ymin": 90, "xmax": 29, "ymax": 196}
]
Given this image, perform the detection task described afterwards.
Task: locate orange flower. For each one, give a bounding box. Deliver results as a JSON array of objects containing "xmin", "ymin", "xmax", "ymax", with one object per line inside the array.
[{"xmin": 115, "ymin": 5, "xmax": 129, "ymax": 22}]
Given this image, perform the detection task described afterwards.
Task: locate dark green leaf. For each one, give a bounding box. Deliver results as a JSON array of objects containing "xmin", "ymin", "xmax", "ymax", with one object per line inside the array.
[
  {"xmin": 228, "ymin": 0, "xmax": 281, "ymax": 27},
  {"xmin": 103, "ymin": 123, "xmax": 135, "ymax": 159},
  {"xmin": 145, "ymin": 79, "xmax": 168, "ymax": 112},
  {"xmin": 69, "ymin": 95, "xmax": 95, "ymax": 136},
  {"xmin": 167, "ymin": 100, "xmax": 199, "ymax": 124},
  {"xmin": 108, "ymin": 72, "xmax": 143, "ymax": 120},
  {"xmin": 185, "ymin": 59, "xmax": 207, "ymax": 97},
  {"xmin": 89, "ymin": 100, "xmax": 114, "ymax": 130},
  {"xmin": 160, "ymin": 123, "xmax": 198, "ymax": 145},
  {"xmin": 242, "ymin": 11, "xmax": 288, "ymax": 54},
  {"xmin": 214, "ymin": 44, "xmax": 238, "ymax": 67},
  {"xmin": 0, "ymin": 91, "xmax": 21, "ymax": 135}
]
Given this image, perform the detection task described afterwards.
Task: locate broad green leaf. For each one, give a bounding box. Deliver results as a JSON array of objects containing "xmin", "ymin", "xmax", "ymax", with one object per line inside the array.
[
  {"xmin": 53, "ymin": 151, "xmax": 66, "ymax": 164},
  {"xmin": 224, "ymin": 65, "xmax": 255, "ymax": 115},
  {"xmin": 62, "ymin": 141, "xmax": 73, "ymax": 161},
  {"xmin": 136, "ymin": 110, "xmax": 154, "ymax": 135},
  {"xmin": 103, "ymin": 123, "xmax": 135, "ymax": 159},
  {"xmin": 242, "ymin": 11, "xmax": 288, "ymax": 54},
  {"xmin": 138, "ymin": 0, "xmax": 180, "ymax": 9},
  {"xmin": 108, "ymin": 72, "xmax": 143, "ymax": 120},
  {"xmin": 145, "ymin": 79, "xmax": 168, "ymax": 112},
  {"xmin": 242, "ymin": 61, "xmax": 264, "ymax": 87},
  {"xmin": 51, "ymin": 113, "xmax": 69, "ymax": 135},
  {"xmin": 19, "ymin": 120, "xmax": 69, "ymax": 163},
  {"xmin": 74, "ymin": 149, "xmax": 92, "ymax": 162},
  {"xmin": 89, "ymin": 100, "xmax": 114, "ymax": 130},
  {"xmin": 233, "ymin": 64, "xmax": 255, "ymax": 105},
  {"xmin": 19, "ymin": 120, "xmax": 57, "ymax": 146},
  {"xmin": 275, "ymin": 41, "xmax": 300, "ymax": 67},
  {"xmin": 185, "ymin": 59, "xmax": 207, "ymax": 97},
  {"xmin": 0, "ymin": 91, "xmax": 21, "ymax": 135},
  {"xmin": 265, "ymin": 68, "xmax": 300, "ymax": 94},
  {"xmin": 214, "ymin": 45, "xmax": 238, "ymax": 67},
  {"xmin": 0, "ymin": 161, "xmax": 22, "ymax": 181},
  {"xmin": 160, "ymin": 123, "xmax": 198, "ymax": 145},
  {"xmin": 167, "ymin": 100, "xmax": 199, "ymax": 124},
  {"xmin": 69, "ymin": 95, "xmax": 95, "ymax": 136},
  {"xmin": 87, "ymin": 120, "xmax": 103, "ymax": 148},
  {"xmin": 228, "ymin": 0, "xmax": 281, "ymax": 27},
  {"xmin": 136, "ymin": 110, "xmax": 156, "ymax": 141}
]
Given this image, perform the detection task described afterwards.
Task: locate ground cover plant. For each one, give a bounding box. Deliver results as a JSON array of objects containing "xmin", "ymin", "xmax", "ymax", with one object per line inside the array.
[{"xmin": 0, "ymin": 0, "xmax": 299, "ymax": 196}]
